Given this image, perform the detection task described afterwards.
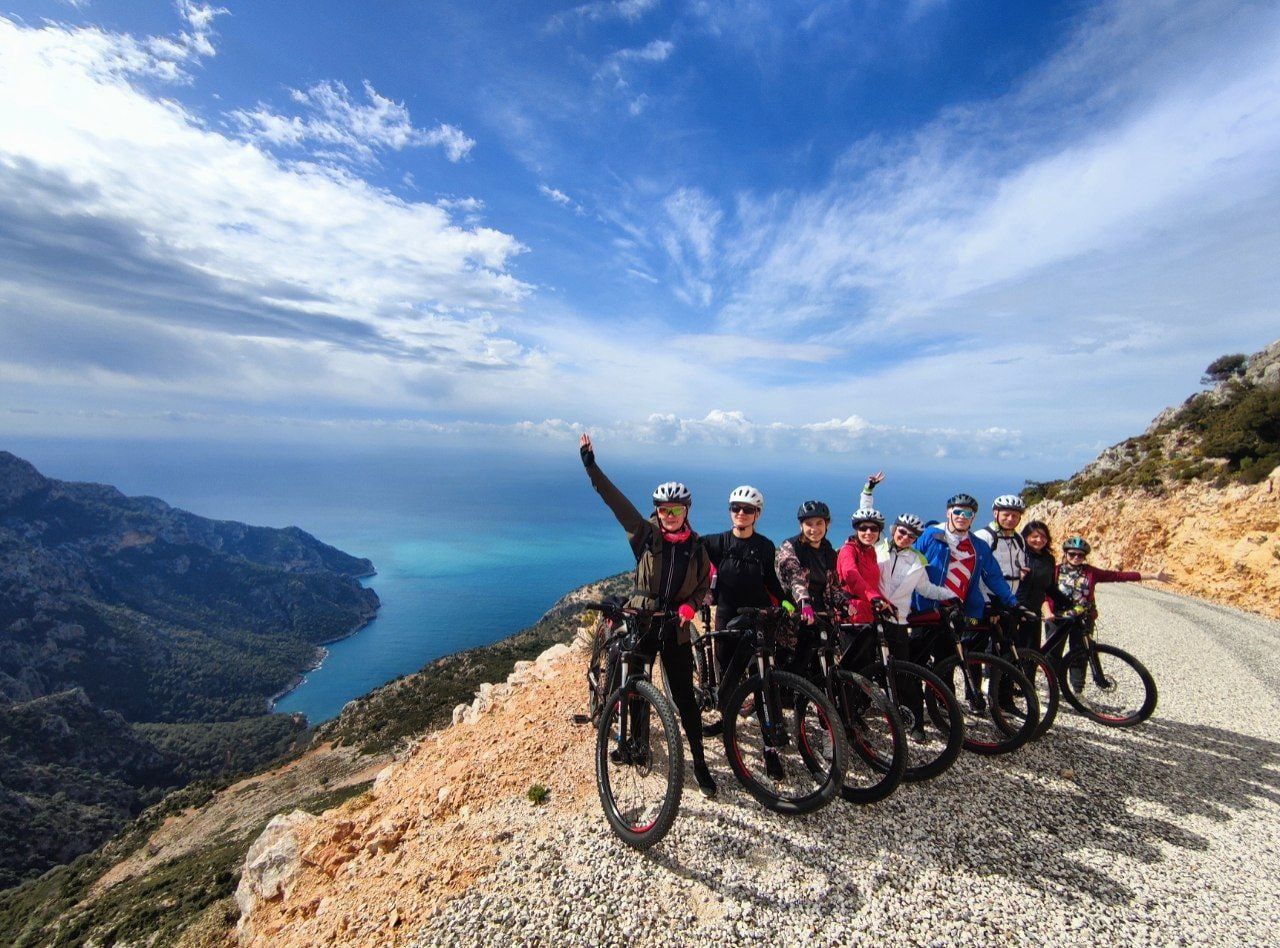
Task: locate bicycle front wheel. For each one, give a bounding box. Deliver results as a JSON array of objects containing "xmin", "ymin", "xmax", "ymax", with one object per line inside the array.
[
  {"xmin": 863, "ymin": 660, "xmax": 965, "ymax": 782},
  {"xmin": 1017, "ymin": 648, "xmax": 1060, "ymax": 740},
  {"xmin": 596, "ymin": 679, "xmax": 683, "ymax": 849},
  {"xmin": 723, "ymin": 670, "xmax": 847, "ymax": 814},
  {"xmin": 822, "ymin": 669, "xmax": 906, "ymax": 804},
  {"xmin": 933, "ymin": 652, "xmax": 1039, "ymax": 755},
  {"xmin": 1060, "ymin": 643, "xmax": 1157, "ymax": 726}
]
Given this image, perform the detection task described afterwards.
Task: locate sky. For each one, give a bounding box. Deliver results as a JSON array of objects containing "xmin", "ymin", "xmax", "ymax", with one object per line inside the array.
[{"xmin": 1, "ymin": 0, "xmax": 1278, "ymax": 478}]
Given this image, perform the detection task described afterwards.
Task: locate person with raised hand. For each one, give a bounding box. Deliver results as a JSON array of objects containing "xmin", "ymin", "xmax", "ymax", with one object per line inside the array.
[
  {"xmin": 578, "ymin": 433, "xmax": 718, "ymax": 796},
  {"xmin": 701, "ymin": 485, "xmax": 787, "ymax": 737}
]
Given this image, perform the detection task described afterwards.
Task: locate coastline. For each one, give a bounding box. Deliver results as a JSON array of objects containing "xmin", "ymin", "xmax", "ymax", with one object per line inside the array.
[{"xmin": 267, "ymin": 612, "xmax": 379, "ymax": 713}]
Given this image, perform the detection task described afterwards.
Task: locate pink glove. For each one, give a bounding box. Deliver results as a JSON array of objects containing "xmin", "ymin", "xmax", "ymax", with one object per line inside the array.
[
  {"xmin": 678, "ymin": 604, "xmax": 696, "ymax": 625},
  {"xmin": 800, "ymin": 604, "xmax": 816, "ymax": 624}
]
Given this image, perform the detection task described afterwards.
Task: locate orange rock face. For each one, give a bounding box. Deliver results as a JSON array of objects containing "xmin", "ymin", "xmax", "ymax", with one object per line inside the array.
[
  {"xmin": 235, "ymin": 641, "xmax": 596, "ymax": 947},
  {"xmin": 1028, "ymin": 468, "xmax": 1280, "ymax": 620}
]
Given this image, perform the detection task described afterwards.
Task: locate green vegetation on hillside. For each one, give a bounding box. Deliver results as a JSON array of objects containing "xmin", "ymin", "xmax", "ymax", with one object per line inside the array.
[{"xmin": 1023, "ymin": 347, "xmax": 1280, "ymax": 505}]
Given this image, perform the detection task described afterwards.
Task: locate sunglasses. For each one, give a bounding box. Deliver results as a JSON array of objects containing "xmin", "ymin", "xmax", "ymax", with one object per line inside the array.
[
  {"xmin": 856, "ymin": 524, "xmax": 882, "ymax": 532},
  {"xmin": 1065, "ymin": 550, "xmax": 1087, "ymax": 558},
  {"xmin": 729, "ymin": 504, "xmax": 759, "ymax": 515},
  {"xmin": 657, "ymin": 506, "xmax": 686, "ymax": 518},
  {"xmin": 950, "ymin": 508, "xmax": 976, "ymax": 519}
]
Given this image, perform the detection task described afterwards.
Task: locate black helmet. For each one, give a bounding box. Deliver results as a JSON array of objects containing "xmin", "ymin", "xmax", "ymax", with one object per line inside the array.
[
  {"xmin": 1062, "ymin": 536, "xmax": 1091, "ymax": 555},
  {"xmin": 796, "ymin": 500, "xmax": 831, "ymax": 521},
  {"xmin": 946, "ymin": 492, "xmax": 979, "ymax": 511}
]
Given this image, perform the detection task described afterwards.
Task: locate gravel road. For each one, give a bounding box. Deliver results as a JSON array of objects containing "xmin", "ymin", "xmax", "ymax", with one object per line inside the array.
[{"xmin": 410, "ymin": 585, "xmax": 1280, "ymax": 947}]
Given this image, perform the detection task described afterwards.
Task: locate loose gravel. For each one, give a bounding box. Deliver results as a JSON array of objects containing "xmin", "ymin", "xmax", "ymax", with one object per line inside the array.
[{"xmin": 410, "ymin": 586, "xmax": 1280, "ymax": 947}]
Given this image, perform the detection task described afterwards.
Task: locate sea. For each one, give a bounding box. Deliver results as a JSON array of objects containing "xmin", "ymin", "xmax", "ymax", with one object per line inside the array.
[{"xmin": 5, "ymin": 437, "xmax": 1018, "ymax": 723}]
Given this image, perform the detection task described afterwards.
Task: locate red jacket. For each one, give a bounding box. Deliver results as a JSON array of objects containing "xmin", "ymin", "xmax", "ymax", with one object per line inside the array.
[
  {"xmin": 1048, "ymin": 563, "xmax": 1141, "ymax": 618},
  {"xmin": 837, "ymin": 539, "xmax": 886, "ymax": 623}
]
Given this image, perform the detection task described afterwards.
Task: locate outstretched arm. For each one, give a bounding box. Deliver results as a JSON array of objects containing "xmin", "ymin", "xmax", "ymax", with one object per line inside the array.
[{"xmin": 579, "ymin": 433, "xmax": 648, "ymax": 545}]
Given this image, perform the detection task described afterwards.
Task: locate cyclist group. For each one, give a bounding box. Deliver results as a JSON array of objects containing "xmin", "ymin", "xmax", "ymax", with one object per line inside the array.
[{"xmin": 578, "ymin": 433, "xmax": 1169, "ymax": 800}]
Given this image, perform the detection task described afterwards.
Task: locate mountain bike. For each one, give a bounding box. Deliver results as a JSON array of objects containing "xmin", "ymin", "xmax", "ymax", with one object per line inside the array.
[
  {"xmin": 908, "ymin": 603, "xmax": 1041, "ymax": 755},
  {"xmin": 1041, "ymin": 611, "xmax": 1157, "ymax": 726},
  {"xmin": 793, "ymin": 614, "xmax": 907, "ymax": 803},
  {"xmin": 584, "ymin": 600, "xmax": 684, "ymax": 849},
  {"xmin": 678, "ymin": 606, "xmax": 848, "ymax": 814},
  {"xmin": 968, "ymin": 600, "xmax": 1060, "ymax": 741},
  {"xmin": 835, "ymin": 616, "xmax": 965, "ymax": 783}
]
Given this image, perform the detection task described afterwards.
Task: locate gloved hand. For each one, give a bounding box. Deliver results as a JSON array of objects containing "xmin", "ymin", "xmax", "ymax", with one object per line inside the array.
[
  {"xmin": 800, "ymin": 603, "xmax": 816, "ymax": 625},
  {"xmin": 579, "ymin": 445, "xmax": 595, "ymax": 468},
  {"xmin": 678, "ymin": 603, "xmax": 696, "ymax": 625},
  {"xmin": 781, "ymin": 600, "xmax": 796, "ymax": 615}
]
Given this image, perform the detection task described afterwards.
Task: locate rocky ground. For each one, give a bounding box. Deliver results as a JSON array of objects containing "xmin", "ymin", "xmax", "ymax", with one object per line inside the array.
[{"xmin": 238, "ymin": 584, "xmax": 1280, "ymax": 946}]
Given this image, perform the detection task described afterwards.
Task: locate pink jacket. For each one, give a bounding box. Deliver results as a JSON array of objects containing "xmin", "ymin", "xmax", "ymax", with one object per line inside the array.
[{"xmin": 837, "ymin": 539, "xmax": 886, "ymax": 623}]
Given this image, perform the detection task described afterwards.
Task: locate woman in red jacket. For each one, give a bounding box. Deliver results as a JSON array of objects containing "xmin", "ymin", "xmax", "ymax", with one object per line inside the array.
[{"xmin": 836, "ymin": 508, "xmax": 893, "ymax": 623}]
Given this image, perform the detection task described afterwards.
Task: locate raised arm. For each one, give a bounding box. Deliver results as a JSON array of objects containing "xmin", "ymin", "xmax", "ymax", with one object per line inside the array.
[
  {"xmin": 859, "ymin": 470, "xmax": 884, "ymax": 511},
  {"xmin": 580, "ymin": 434, "xmax": 649, "ymax": 549}
]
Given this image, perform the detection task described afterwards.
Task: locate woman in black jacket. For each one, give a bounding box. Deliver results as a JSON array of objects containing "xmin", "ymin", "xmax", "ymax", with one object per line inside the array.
[
  {"xmin": 1018, "ymin": 520, "xmax": 1069, "ymax": 649},
  {"xmin": 579, "ymin": 434, "xmax": 717, "ymax": 796}
]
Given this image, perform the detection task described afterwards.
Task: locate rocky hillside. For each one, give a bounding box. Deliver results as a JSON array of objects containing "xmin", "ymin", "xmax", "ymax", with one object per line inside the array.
[
  {"xmin": 0, "ymin": 451, "xmax": 378, "ymax": 887},
  {"xmin": 1024, "ymin": 338, "xmax": 1280, "ymax": 619},
  {"xmin": 0, "ymin": 573, "xmax": 626, "ymax": 947}
]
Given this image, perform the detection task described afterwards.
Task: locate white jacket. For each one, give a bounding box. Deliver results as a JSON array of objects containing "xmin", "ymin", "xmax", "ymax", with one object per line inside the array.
[
  {"xmin": 874, "ymin": 539, "xmax": 955, "ymax": 619},
  {"xmin": 973, "ymin": 522, "xmax": 1026, "ymax": 595}
]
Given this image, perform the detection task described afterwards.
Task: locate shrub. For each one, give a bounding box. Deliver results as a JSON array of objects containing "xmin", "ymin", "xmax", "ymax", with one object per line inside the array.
[{"xmin": 1202, "ymin": 353, "xmax": 1248, "ymax": 385}]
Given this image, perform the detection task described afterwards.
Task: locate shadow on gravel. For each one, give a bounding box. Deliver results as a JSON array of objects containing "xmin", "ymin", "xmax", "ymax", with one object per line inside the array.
[{"xmin": 653, "ymin": 713, "xmax": 1280, "ymax": 910}]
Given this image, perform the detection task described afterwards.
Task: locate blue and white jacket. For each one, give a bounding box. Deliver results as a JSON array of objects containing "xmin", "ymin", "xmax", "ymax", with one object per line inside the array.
[{"xmin": 911, "ymin": 525, "xmax": 1017, "ymax": 619}]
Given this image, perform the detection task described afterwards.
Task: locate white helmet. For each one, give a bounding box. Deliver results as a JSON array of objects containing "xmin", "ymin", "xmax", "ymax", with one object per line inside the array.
[
  {"xmin": 893, "ymin": 513, "xmax": 925, "ymax": 534},
  {"xmin": 851, "ymin": 508, "xmax": 885, "ymax": 528},
  {"xmin": 728, "ymin": 485, "xmax": 764, "ymax": 511},
  {"xmin": 652, "ymin": 482, "xmax": 692, "ymax": 507},
  {"xmin": 992, "ymin": 494, "xmax": 1025, "ymax": 512}
]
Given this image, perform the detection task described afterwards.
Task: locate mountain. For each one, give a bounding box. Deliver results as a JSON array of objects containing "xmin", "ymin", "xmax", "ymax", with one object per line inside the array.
[
  {"xmin": 1024, "ymin": 338, "xmax": 1280, "ymax": 619},
  {"xmin": 0, "ymin": 573, "xmax": 626, "ymax": 947},
  {"xmin": 0, "ymin": 451, "xmax": 378, "ymax": 887}
]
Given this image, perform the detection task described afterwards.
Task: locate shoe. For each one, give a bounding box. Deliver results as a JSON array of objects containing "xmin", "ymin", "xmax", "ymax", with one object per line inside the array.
[
  {"xmin": 764, "ymin": 749, "xmax": 785, "ymax": 780},
  {"xmin": 1068, "ymin": 668, "xmax": 1085, "ymax": 692},
  {"xmin": 609, "ymin": 745, "xmax": 631, "ymax": 765},
  {"xmin": 693, "ymin": 759, "xmax": 718, "ymax": 797},
  {"xmin": 703, "ymin": 717, "xmax": 724, "ymax": 737},
  {"xmin": 908, "ymin": 724, "xmax": 927, "ymax": 744}
]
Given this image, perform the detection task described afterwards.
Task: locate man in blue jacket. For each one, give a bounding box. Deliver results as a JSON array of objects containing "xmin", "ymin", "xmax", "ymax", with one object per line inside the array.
[{"xmin": 911, "ymin": 493, "xmax": 1018, "ymax": 618}]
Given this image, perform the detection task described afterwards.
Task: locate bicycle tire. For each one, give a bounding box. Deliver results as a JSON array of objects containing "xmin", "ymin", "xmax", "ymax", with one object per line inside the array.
[
  {"xmin": 587, "ymin": 616, "xmax": 611, "ymax": 721},
  {"xmin": 1060, "ymin": 643, "xmax": 1157, "ymax": 727},
  {"xmin": 932, "ymin": 652, "xmax": 1039, "ymax": 756},
  {"xmin": 723, "ymin": 670, "xmax": 847, "ymax": 814},
  {"xmin": 596, "ymin": 679, "xmax": 683, "ymax": 849},
  {"xmin": 861, "ymin": 660, "xmax": 964, "ymax": 782},
  {"xmin": 819, "ymin": 669, "xmax": 906, "ymax": 804},
  {"xmin": 1017, "ymin": 648, "xmax": 1060, "ymax": 740}
]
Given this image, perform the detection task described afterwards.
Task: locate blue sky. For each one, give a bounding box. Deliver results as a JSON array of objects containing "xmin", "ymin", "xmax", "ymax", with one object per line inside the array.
[{"xmin": 1, "ymin": 0, "xmax": 1277, "ymax": 476}]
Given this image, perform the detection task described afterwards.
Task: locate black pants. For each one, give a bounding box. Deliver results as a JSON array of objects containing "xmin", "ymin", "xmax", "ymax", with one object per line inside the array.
[
  {"xmin": 713, "ymin": 605, "xmax": 758, "ymax": 710},
  {"xmin": 1017, "ymin": 616, "xmax": 1043, "ymax": 652},
  {"xmin": 652, "ymin": 624, "xmax": 706, "ymax": 761}
]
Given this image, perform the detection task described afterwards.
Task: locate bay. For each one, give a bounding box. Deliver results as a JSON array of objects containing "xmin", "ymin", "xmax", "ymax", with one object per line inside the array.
[{"xmin": 4, "ymin": 437, "xmax": 1016, "ymax": 722}]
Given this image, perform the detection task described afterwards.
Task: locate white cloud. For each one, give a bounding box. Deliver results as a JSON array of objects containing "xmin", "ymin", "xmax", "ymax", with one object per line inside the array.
[
  {"xmin": 231, "ymin": 80, "xmax": 474, "ymax": 164},
  {"xmin": 546, "ymin": 0, "xmax": 660, "ymax": 32},
  {"xmin": 539, "ymin": 184, "xmax": 573, "ymax": 205},
  {"xmin": 0, "ymin": 15, "xmax": 533, "ymax": 413},
  {"xmin": 660, "ymin": 187, "xmax": 721, "ymax": 307},
  {"xmin": 610, "ymin": 38, "xmax": 674, "ymax": 63}
]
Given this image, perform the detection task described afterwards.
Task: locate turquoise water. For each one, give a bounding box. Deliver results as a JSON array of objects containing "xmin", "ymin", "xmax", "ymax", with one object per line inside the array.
[{"xmin": 4, "ymin": 437, "xmax": 1013, "ymax": 722}]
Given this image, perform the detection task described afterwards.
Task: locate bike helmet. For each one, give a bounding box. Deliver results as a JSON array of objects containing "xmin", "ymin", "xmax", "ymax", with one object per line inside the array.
[
  {"xmin": 851, "ymin": 508, "xmax": 885, "ymax": 528},
  {"xmin": 652, "ymin": 482, "xmax": 692, "ymax": 507},
  {"xmin": 728, "ymin": 485, "xmax": 764, "ymax": 511},
  {"xmin": 1062, "ymin": 536, "xmax": 1091, "ymax": 555},
  {"xmin": 893, "ymin": 513, "xmax": 925, "ymax": 535},
  {"xmin": 992, "ymin": 494, "xmax": 1026, "ymax": 512},
  {"xmin": 946, "ymin": 492, "xmax": 979, "ymax": 510},
  {"xmin": 796, "ymin": 500, "xmax": 830, "ymax": 521}
]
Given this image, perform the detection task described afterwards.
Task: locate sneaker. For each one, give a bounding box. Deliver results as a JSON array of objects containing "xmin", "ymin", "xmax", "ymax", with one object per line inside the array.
[
  {"xmin": 764, "ymin": 750, "xmax": 785, "ymax": 780},
  {"xmin": 693, "ymin": 759, "xmax": 718, "ymax": 797},
  {"xmin": 609, "ymin": 745, "xmax": 632, "ymax": 765},
  {"xmin": 703, "ymin": 717, "xmax": 724, "ymax": 737},
  {"xmin": 908, "ymin": 724, "xmax": 927, "ymax": 744}
]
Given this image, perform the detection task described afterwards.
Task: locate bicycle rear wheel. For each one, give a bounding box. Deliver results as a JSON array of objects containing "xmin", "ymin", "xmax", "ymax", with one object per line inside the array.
[
  {"xmin": 723, "ymin": 670, "xmax": 847, "ymax": 814},
  {"xmin": 596, "ymin": 679, "xmax": 683, "ymax": 849},
  {"xmin": 1060, "ymin": 643, "xmax": 1157, "ymax": 726},
  {"xmin": 863, "ymin": 660, "xmax": 964, "ymax": 782},
  {"xmin": 822, "ymin": 669, "xmax": 906, "ymax": 804},
  {"xmin": 933, "ymin": 652, "xmax": 1039, "ymax": 755}
]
